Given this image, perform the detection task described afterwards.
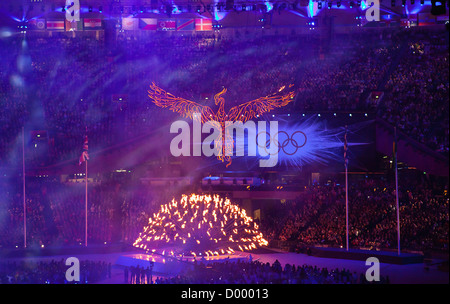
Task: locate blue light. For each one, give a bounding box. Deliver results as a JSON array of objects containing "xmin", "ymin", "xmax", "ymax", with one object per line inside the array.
[
  {"xmin": 265, "ymin": 2, "xmax": 273, "ymax": 12},
  {"xmin": 308, "ymin": 0, "xmax": 315, "ymax": 17},
  {"xmin": 251, "ymin": 116, "xmax": 370, "ymax": 168},
  {"xmin": 213, "ymin": 0, "xmax": 228, "ymax": 21},
  {"xmin": 361, "ymin": 0, "xmax": 367, "ymax": 10},
  {"xmin": 11, "ymin": 16, "xmax": 22, "ymax": 22},
  {"xmin": 172, "ymin": 5, "xmax": 182, "ymax": 14}
]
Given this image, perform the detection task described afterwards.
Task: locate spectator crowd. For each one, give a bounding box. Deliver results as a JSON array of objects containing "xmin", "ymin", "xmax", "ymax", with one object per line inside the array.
[
  {"xmin": 0, "ymin": 259, "xmax": 111, "ymax": 284},
  {"xmin": 262, "ymin": 176, "xmax": 448, "ymax": 252},
  {"xmin": 0, "ymin": 27, "xmax": 448, "ymax": 169},
  {"xmin": 0, "ymin": 24, "xmax": 448, "ymax": 286},
  {"xmin": 152, "ymin": 258, "xmax": 389, "ymax": 284},
  {"xmin": 0, "ymin": 174, "xmax": 447, "ymax": 254}
]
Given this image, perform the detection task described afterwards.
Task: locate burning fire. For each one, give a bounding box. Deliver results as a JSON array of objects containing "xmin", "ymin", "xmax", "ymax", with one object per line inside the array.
[{"xmin": 133, "ymin": 194, "xmax": 268, "ymax": 257}]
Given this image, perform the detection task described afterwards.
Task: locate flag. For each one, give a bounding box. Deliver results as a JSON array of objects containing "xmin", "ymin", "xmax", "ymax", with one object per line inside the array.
[
  {"xmin": 157, "ymin": 19, "xmax": 176, "ymax": 31},
  {"xmin": 176, "ymin": 19, "xmax": 195, "ymax": 31},
  {"xmin": 65, "ymin": 19, "xmax": 83, "ymax": 31},
  {"xmin": 47, "ymin": 20, "xmax": 65, "ymax": 30},
  {"xmin": 344, "ymin": 125, "xmax": 348, "ymax": 169},
  {"xmin": 195, "ymin": 18, "xmax": 212, "ymax": 31},
  {"xmin": 79, "ymin": 136, "xmax": 89, "ymax": 165},
  {"xmin": 84, "ymin": 18, "xmax": 103, "ymax": 30},
  {"xmin": 122, "ymin": 18, "xmax": 139, "ymax": 30},
  {"xmin": 139, "ymin": 18, "xmax": 157, "ymax": 30},
  {"xmin": 28, "ymin": 19, "xmax": 46, "ymax": 30}
]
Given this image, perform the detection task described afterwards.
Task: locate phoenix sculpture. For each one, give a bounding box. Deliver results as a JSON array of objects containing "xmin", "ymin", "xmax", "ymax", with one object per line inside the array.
[{"xmin": 148, "ymin": 82, "xmax": 296, "ymax": 167}]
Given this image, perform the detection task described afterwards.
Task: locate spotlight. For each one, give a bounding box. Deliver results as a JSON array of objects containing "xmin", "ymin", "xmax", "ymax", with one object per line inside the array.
[
  {"xmin": 328, "ymin": 1, "xmax": 332, "ymax": 9},
  {"xmin": 357, "ymin": 0, "xmax": 361, "ymax": 6},
  {"xmin": 420, "ymin": 0, "xmax": 424, "ymax": 5},
  {"xmin": 318, "ymin": 2, "xmax": 323, "ymax": 9},
  {"xmin": 88, "ymin": 6, "xmax": 92, "ymax": 12},
  {"xmin": 337, "ymin": 1, "xmax": 341, "ymax": 7},
  {"xmin": 99, "ymin": 6, "xmax": 103, "ymax": 13},
  {"xmin": 402, "ymin": 0, "xmax": 406, "ymax": 6},
  {"xmin": 350, "ymin": 1, "xmax": 354, "ymax": 7}
]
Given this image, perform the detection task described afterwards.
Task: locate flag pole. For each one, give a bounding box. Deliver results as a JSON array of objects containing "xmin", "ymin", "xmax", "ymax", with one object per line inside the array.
[
  {"xmin": 345, "ymin": 162, "xmax": 349, "ymax": 251},
  {"xmin": 22, "ymin": 126, "xmax": 26, "ymax": 248},
  {"xmin": 85, "ymin": 157, "xmax": 88, "ymax": 247},
  {"xmin": 345, "ymin": 125, "xmax": 349, "ymax": 251},
  {"xmin": 394, "ymin": 127, "xmax": 400, "ymax": 256},
  {"xmin": 80, "ymin": 132, "xmax": 89, "ymax": 247}
]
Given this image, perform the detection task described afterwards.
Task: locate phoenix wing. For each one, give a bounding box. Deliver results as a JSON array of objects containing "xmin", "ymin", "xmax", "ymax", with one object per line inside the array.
[
  {"xmin": 227, "ymin": 85, "xmax": 296, "ymax": 123},
  {"xmin": 148, "ymin": 82, "xmax": 215, "ymax": 123}
]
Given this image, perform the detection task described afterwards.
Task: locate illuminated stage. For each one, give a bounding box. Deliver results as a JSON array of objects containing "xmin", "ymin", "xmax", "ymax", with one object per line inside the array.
[
  {"xmin": 115, "ymin": 252, "xmax": 250, "ymax": 275},
  {"xmin": 310, "ymin": 247, "xmax": 424, "ymax": 265}
]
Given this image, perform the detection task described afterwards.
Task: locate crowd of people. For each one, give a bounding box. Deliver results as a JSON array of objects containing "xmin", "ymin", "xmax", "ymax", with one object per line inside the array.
[
  {"xmin": 0, "ymin": 177, "xmax": 190, "ymax": 248},
  {"xmin": 261, "ymin": 176, "xmax": 449, "ymax": 252},
  {"xmin": 0, "ymin": 24, "xmax": 448, "ymax": 288},
  {"xmin": 380, "ymin": 30, "xmax": 449, "ymax": 152},
  {"xmin": 0, "ymin": 259, "xmax": 111, "ymax": 284},
  {"xmin": 0, "ymin": 27, "xmax": 448, "ymax": 169},
  {"xmin": 0, "ymin": 173, "xmax": 447, "ymax": 254},
  {"xmin": 152, "ymin": 258, "xmax": 389, "ymax": 284}
]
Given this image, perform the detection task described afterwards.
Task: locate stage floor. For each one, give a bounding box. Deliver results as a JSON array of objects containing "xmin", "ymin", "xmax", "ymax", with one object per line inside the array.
[
  {"xmin": 310, "ymin": 247, "xmax": 424, "ymax": 265},
  {"xmin": 2, "ymin": 248, "xmax": 448, "ymax": 284},
  {"xmin": 115, "ymin": 252, "xmax": 250, "ymax": 275},
  {"xmin": 110, "ymin": 249, "xmax": 449, "ymax": 284}
]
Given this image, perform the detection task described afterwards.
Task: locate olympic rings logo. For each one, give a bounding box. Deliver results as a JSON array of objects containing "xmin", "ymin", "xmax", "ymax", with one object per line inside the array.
[{"xmin": 256, "ymin": 131, "xmax": 307, "ymax": 155}]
